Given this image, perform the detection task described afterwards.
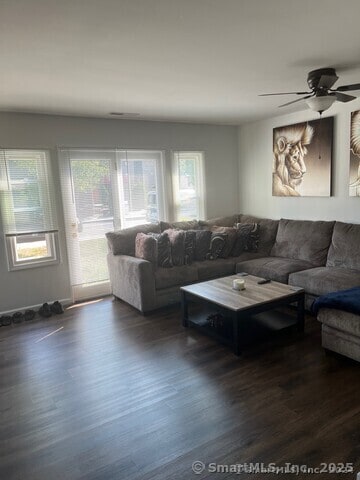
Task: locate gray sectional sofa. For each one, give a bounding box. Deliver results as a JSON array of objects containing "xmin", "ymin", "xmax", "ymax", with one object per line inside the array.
[{"xmin": 106, "ymin": 214, "xmax": 360, "ymax": 313}]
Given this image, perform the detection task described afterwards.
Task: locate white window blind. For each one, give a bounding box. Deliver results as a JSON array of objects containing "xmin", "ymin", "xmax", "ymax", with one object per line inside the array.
[
  {"xmin": 0, "ymin": 149, "xmax": 57, "ymax": 235},
  {"xmin": 117, "ymin": 150, "xmax": 165, "ymax": 228},
  {"xmin": 0, "ymin": 149, "xmax": 59, "ymax": 270},
  {"xmin": 172, "ymin": 151, "xmax": 205, "ymax": 221}
]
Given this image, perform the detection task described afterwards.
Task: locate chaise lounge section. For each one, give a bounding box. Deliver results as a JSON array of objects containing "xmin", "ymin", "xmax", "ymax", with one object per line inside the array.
[{"xmin": 288, "ymin": 222, "xmax": 360, "ymax": 307}]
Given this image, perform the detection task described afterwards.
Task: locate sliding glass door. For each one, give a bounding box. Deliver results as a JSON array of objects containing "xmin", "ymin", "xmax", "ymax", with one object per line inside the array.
[{"xmin": 59, "ymin": 149, "xmax": 165, "ymax": 301}]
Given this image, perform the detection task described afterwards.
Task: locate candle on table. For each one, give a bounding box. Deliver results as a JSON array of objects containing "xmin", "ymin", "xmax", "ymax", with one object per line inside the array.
[{"xmin": 232, "ymin": 278, "xmax": 245, "ymax": 290}]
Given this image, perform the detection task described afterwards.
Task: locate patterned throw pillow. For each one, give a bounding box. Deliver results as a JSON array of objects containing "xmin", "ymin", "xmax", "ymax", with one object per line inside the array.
[
  {"xmin": 150, "ymin": 233, "xmax": 172, "ymax": 268},
  {"xmin": 184, "ymin": 230, "xmax": 196, "ymax": 265},
  {"xmin": 211, "ymin": 226, "xmax": 237, "ymax": 258},
  {"xmin": 232, "ymin": 223, "xmax": 260, "ymax": 256},
  {"xmin": 206, "ymin": 232, "xmax": 227, "ymax": 260},
  {"xmin": 135, "ymin": 233, "xmax": 157, "ymax": 265},
  {"xmin": 164, "ymin": 229, "xmax": 185, "ymax": 266},
  {"xmin": 193, "ymin": 230, "xmax": 212, "ymax": 261}
]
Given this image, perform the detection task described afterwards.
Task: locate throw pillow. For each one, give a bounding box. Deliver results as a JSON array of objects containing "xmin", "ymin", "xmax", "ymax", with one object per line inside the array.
[
  {"xmin": 164, "ymin": 229, "xmax": 185, "ymax": 266},
  {"xmin": 193, "ymin": 230, "xmax": 212, "ymax": 261},
  {"xmin": 206, "ymin": 232, "xmax": 227, "ymax": 260},
  {"xmin": 211, "ymin": 226, "xmax": 237, "ymax": 258},
  {"xmin": 106, "ymin": 222, "xmax": 160, "ymax": 256},
  {"xmin": 184, "ymin": 230, "xmax": 196, "ymax": 265},
  {"xmin": 150, "ymin": 233, "xmax": 172, "ymax": 268},
  {"xmin": 232, "ymin": 223, "xmax": 260, "ymax": 256},
  {"xmin": 135, "ymin": 233, "xmax": 157, "ymax": 265}
]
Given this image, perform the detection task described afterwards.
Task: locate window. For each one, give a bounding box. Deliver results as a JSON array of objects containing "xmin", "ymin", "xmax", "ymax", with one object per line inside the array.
[
  {"xmin": 0, "ymin": 149, "xmax": 59, "ymax": 270},
  {"xmin": 172, "ymin": 151, "xmax": 205, "ymax": 221}
]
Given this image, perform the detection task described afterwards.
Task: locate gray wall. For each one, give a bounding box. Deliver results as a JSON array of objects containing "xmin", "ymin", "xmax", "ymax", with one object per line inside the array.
[
  {"xmin": 0, "ymin": 112, "xmax": 239, "ymax": 312},
  {"xmin": 238, "ymin": 99, "xmax": 360, "ymax": 223}
]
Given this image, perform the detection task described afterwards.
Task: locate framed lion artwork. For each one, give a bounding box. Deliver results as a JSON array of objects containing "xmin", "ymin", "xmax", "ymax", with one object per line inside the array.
[
  {"xmin": 350, "ymin": 110, "xmax": 360, "ymax": 196},
  {"xmin": 272, "ymin": 117, "xmax": 333, "ymax": 197}
]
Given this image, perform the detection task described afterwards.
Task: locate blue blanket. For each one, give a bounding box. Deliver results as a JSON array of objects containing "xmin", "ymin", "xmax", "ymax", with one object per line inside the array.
[{"xmin": 312, "ymin": 286, "xmax": 360, "ymax": 315}]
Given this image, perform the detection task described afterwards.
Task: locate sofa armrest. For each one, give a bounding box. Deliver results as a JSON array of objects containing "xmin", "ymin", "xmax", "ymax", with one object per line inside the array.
[{"xmin": 107, "ymin": 253, "xmax": 156, "ymax": 313}]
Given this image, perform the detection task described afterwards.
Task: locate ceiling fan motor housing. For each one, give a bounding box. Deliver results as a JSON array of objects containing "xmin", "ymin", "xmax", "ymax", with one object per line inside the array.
[{"xmin": 307, "ymin": 68, "xmax": 338, "ymax": 92}]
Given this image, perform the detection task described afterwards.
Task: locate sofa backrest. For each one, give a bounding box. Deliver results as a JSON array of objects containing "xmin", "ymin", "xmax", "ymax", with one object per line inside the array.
[
  {"xmin": 271, "ymin": 219, "xmax": 335, "ymax": 266},
  {"xmin": 198, "ymin": 215, "xmax": 239, "ymax": 229},
  {"xmin": 239, "ymin": 214, "xmax": 279, "ymax": 255},
  {"xmin": 106, "ymin": 223, "xmax": 161, "ymax": 256},
  {"xmin": 327, "ymin": 221, "xmax": 360, "ymax": 270},
  {"xmin": 160, "ymin": 220, "xmax": 200, "ymax": 231}
]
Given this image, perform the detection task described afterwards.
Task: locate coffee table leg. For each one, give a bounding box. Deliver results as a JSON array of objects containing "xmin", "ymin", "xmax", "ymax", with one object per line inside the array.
[
  {"xmin": 181, "ymin": 290, "xmax": 189, "ymax": 327},
  {"xmin": 232, "ymin": 313, "xmax": 242, "ymax": 356},
  {"xmin": 297, "ymin": 295, "xmax": 305, "ymax": 332}
]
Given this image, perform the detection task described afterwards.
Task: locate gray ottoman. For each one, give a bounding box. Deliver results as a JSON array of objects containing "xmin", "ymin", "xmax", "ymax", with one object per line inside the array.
[{"xmin": 317, "ymin": 309, "xmax": 360, "ymax": 362}]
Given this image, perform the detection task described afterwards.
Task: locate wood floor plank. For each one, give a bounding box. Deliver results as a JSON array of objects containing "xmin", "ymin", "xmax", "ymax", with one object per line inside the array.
[{"xmin": 0, "ymin": 296, "xmax": 359, "ymax": 480}]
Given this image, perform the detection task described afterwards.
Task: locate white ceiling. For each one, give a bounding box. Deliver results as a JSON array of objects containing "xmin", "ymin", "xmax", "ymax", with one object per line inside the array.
[{"xmin": 1, "ymin": 0, "xmax": 360, "ymax": 125}]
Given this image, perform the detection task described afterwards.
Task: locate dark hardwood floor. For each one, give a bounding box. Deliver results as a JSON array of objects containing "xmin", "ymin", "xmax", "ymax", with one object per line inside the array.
[{"xmin": 0, "ymin": 297, "xmax": 359, "ymax": 480}]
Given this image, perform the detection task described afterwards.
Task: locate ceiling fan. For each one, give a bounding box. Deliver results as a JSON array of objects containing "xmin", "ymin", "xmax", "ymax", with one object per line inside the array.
[{"xmin": 259, "ymin": 68, "xmax": 360, "ymax": 113}]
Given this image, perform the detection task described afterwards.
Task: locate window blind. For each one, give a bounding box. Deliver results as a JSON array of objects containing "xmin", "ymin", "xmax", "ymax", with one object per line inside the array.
[
  {"xmin": 117, "ymin": 150, "xmax": 165, "ymax": 228},
  {"xmin": 0, "ymin": 149, "xmax": 58, "ymax": 236},
  {"xmin": 172, "ymin": 151, "xmax": 205, "ymax": 221}
]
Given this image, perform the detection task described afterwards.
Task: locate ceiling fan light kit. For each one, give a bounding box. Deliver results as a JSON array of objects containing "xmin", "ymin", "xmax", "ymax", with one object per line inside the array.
[
  {"xmin": 305, "ymin": 95, "xmax": 336, "ymax": 113},
  {"xmin": 260, "ymin": 67, "xmax": 360, "ymax": 114}
]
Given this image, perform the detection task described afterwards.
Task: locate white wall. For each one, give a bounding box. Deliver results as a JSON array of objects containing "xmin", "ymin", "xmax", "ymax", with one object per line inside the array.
[
  {"xmin": 238, "ymin": 99, "xmax": 360, "ymax": 223},
  {"xmin": 0, "ymin": 113, "xmax": 239, "ymax": 312}
]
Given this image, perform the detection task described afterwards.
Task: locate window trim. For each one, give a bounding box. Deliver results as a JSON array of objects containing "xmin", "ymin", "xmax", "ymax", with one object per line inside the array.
[{"xmin": 5, "ymin": 231, "xmax": 60, "ymax": 271}]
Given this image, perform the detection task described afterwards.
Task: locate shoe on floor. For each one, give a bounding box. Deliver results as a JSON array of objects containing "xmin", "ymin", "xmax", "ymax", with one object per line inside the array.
[
  {"xmin": 1, "ymin": 315, "xmax": 12, "ymax": 326},
  {"xmin": 24, "ymin": 309, "xmax": 36, "ymax": 321},
  {"xmin": 12, "ymin": 312, "xmax": 24, "ymax": 324},
  {"xmin": 38, "ymin": 303, "xmax": 52, "ymax": 318},
  {"xmin": 51, "ymin": 301, "xmax": 64, "ymax": 315}
]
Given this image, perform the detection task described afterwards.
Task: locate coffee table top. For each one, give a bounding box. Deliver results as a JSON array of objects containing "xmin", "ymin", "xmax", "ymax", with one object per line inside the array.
[{"xmin": 180, "ymin": 274, "xmax": 304, "ymax": 312}]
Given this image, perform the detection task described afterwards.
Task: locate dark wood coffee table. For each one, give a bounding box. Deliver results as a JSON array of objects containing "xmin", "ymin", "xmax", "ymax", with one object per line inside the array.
[{"xmin": 180, "ymin": 274, "xmax": 305, "ymax": 356}]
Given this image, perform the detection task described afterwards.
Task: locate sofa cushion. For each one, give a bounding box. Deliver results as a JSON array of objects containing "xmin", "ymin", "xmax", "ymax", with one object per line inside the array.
[
  {"xmin": 318, "ymin": 309, "xmax": 360, "ymax": 337},
  {"xmin": 327, "ymin": 222, "xmax": 360, "ymax": 269},
  {"xmin": 135, "ymin": 233, "xmax": 157, "ymax": 265},
  {"xmin": 160, "ymin": 220, "xmax": 199, "ymax": 231},
  {"xmin": 270, "ymin": 219, "xmax": 335, "ymax": 266},
  {"xmin": 211, "ymin": 226, "xmax": 237, "ymax": 258},
  {"xmin": 235, "ymin": 256, "xmax": 314, "ymax": 284},
  {"xmin": 289, "ymin": 267, "xmax": 360, "ymax": 296},
  {"xmin": 239, "ymin": 215, "xmax": 279, "ymax": 255},
  {"xmin": 155, "ymin": 265, "xmax": 198, "ymax": 290},
  {"xmin": 106, "ymin": 223, "xmax": 160, "ymax": 256},
  {"xmin": 195, "ymin": 258, "xmax": 237, "ymax": 281},
  {"xmin": 199, "ymin": 215, "xmax": 238, "ymax": 229},
  {"xmin": 233, "ymin": 223, "xmax": 260, "ymax": 255},
  {"xmin": 164, "ymin": 229, "xmax": 185, "ymax": 266}
]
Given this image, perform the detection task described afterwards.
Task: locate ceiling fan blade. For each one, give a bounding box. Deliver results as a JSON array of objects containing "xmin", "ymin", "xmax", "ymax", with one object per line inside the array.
[
  {"xmin": 335, "ymin": 91, "xmax": 357, "ymax": 103},
  {"xmin": 317, "ymin": 73, "xmax": 338, "ymax": 89},
  {"xmin": 335, "ymin": 83, "xmax": 360, "ymax": 92},
  {"xmin": 278, "ymin": 95, "xmax": 313, "ymax": 108},
  {"xmin": 259, "ymin": 91, "xmax": 310, "ymax": 96}
]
